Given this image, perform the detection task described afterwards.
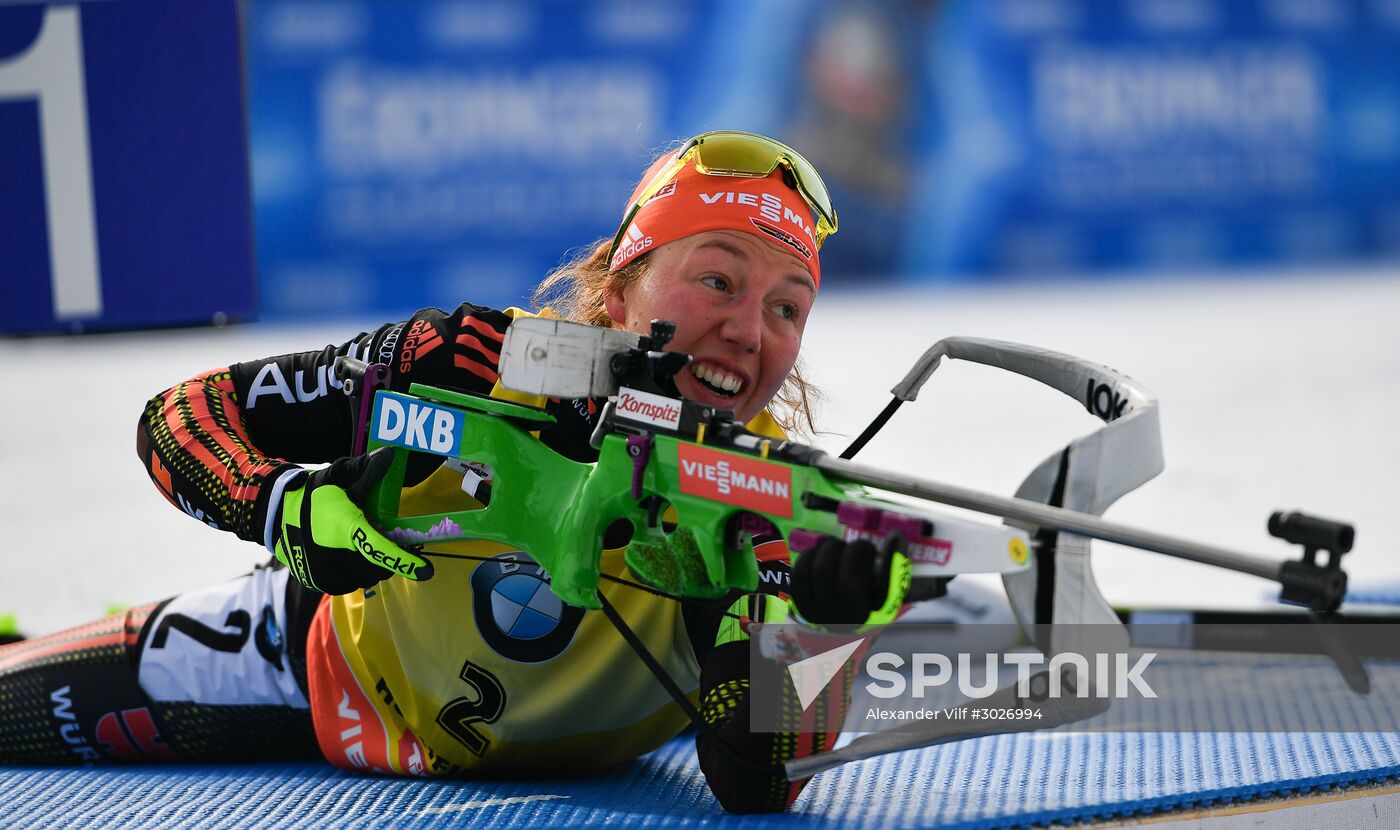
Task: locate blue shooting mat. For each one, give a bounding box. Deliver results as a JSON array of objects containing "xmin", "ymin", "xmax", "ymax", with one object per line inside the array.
[
  {"xmin": 6, "ymin": 646, "xmax": 1400, "ymax": 828},
  {"xmin": 4, "ymin": 730, "xmax": 1398, "ymax": 829}
]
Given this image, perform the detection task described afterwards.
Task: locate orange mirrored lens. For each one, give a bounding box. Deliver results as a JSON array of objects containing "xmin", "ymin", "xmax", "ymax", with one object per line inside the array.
[{"xmin": 688, "ymin": 132, "xmax": 836, "ymax": 240}]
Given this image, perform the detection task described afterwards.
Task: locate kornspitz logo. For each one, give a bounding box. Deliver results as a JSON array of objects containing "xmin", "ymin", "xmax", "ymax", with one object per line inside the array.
[{"xmin": 615, "ymin": 387, "xmax": 682, "ymax": 430}]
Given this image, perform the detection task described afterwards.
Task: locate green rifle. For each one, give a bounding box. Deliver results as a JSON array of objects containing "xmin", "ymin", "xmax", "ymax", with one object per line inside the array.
[
  {"xmin": 338, "ymin": 317, "xmax": 1352, "ymax": 619},
  {"xmin": 336, "ymin": 317, "xmax": 1368, "ymax": 776}
]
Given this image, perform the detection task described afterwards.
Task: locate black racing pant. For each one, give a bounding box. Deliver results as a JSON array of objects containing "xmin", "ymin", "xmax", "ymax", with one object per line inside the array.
[{"xmin": 0, "ymin": 565, "xmax": 321, "ymax": 764}]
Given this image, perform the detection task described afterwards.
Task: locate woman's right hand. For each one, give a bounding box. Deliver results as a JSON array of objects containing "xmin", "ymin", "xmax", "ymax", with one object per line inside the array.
[{"xmin": 272, "ymin": 448, "xmax": 434, "ymax": 594}]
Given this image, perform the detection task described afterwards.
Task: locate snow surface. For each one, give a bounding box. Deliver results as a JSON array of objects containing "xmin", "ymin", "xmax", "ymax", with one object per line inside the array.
[{"xmin": 2, "ymin": 269, "xmax": 1398, "ymax": 636}]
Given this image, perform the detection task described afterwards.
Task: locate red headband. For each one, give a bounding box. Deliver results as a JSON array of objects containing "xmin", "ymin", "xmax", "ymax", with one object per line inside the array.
[{"xmin": 609, "ymin": 154, "xmax": 823, "ymax": 288}]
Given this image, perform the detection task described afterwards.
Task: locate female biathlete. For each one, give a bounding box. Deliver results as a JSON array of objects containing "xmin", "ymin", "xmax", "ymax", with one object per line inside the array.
[{"xmin": 0, "ymin": 132, "xmax": 894, "ymax": 813}]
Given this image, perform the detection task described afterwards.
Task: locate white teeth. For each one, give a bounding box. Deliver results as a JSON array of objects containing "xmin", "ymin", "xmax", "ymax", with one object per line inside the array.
[{"xmin": 692, "ymin": 364, "xmax": 744, "ymax": 395}]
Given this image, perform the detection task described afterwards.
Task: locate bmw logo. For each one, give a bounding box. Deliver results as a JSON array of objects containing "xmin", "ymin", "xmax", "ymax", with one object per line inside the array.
[{"xmin": 471, "ymin": 552, "xmax": 584, "ymax": 663}]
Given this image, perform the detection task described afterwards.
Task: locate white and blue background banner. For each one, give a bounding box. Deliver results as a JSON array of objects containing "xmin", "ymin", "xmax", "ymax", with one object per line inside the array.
[
  {"xmin": 1, "ymin": 0, "xmax": 255, "ymax": 333},
  {"xmin": 5, "ymin": 0, "xmax": 1400, "ymax": 329},
  {"xmin": 240, "ymin": 0, "xmax": 1400, "ymax": 317},
  {"xmin": 910, "ymin": 0, "xmax": 1400, "ymax": 276}
]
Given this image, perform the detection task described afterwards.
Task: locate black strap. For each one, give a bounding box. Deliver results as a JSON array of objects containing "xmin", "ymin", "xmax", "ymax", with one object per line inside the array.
[
  {"xmin": 840, "ymin": 397, "xmax": 903, "ymax": 459},
  {"xmin": 420, "ymin": 549, "xmax": 749, "ymax": 623},
  {"xmin": 594, "ymin": 590, "xmax": 789, "ymax": 777},
  {"xmin": 1032, "ymin": 449, "xmax": 1071, "ymax": 639}
]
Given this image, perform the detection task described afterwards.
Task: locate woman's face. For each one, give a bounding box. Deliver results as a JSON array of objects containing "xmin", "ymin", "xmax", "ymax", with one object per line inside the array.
[{"xmin": 604, "ymin": 229, "xmax": 817, "ymax": 423}]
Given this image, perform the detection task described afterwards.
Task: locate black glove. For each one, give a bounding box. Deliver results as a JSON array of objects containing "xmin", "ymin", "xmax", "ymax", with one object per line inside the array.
[
  {"xmin": 790, "ymin": 534, "xmax": 909, "ymax": 626},
  {"xmin": 272, "ymin": 448, "xmax": 434, "ymax": 595},
  {"xmin": 695, "ymin": 642, "xmax": 804, "ymax": 813}
]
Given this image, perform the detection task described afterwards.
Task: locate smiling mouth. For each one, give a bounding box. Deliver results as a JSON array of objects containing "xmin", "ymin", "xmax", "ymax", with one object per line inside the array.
[{"xmin": 690, "ymin": 363, "xmax": 745, "ymax": 398}]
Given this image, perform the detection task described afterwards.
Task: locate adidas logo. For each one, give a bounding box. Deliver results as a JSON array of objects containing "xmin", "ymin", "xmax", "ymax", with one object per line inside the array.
[
  {"xmin": 399, "ymin": 319, "xmax": 443, "ymax": 373},
  {"xmin": 612, "ymin": 223, "xmax": 653, "ymax": 267}
]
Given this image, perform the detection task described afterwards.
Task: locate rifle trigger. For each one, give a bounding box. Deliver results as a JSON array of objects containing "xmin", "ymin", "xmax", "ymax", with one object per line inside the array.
[{"xmin": 627, "ymin": 433, "xmax": 654, "ymax": 499}]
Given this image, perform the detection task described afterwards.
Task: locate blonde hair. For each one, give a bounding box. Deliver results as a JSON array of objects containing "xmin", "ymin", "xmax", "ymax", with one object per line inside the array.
[{"xmin": 532, "ymin": 238, "xmax": 821, "ymax": 436}]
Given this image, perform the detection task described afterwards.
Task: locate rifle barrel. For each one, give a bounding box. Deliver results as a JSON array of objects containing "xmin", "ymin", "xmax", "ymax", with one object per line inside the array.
[{"xmin": 813, "ymin": 455, "xmax": 1281, "ymax": 582}]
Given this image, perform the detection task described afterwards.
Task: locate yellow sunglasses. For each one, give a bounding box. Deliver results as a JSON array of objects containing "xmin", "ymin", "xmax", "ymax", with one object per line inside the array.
[{"xmin": 607, "ymin": 131, "xmax": 838, "ymax": 268}]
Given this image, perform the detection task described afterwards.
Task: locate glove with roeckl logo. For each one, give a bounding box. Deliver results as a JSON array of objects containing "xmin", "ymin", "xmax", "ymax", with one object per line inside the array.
[{"xmin": 273, "ymin": 448, "xmax": 435, "ymax": 595}]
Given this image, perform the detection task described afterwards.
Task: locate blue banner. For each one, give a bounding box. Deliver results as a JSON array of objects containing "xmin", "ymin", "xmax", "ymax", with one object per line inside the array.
[
  {"xmin": 243, "ymin": 0, "xmax": 932, "ymax": 319},
  {"xmin": 245, "ymin": 0, "xmax": 689, "ymax": 318},
  {"xmin": 904, "ymin": 0, "xmax": 1400, "ymax": 277},
  {"xmin": 0, "ymin": 0, "xmax": 255, "ymax": 334},
  {"xmin": 11, "ymin": 0, "xmax": 1395, "ymax": 331}
]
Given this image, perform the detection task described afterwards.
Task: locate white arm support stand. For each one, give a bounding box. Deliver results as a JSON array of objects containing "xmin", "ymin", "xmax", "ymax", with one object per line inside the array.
[
  {"xmin": 787, "ymin": 337, "xmax": 1163, "ymax": 779},
  {"xmin": 903, "ymin": 339, "xmax": 1164, "ymax": 634}
]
